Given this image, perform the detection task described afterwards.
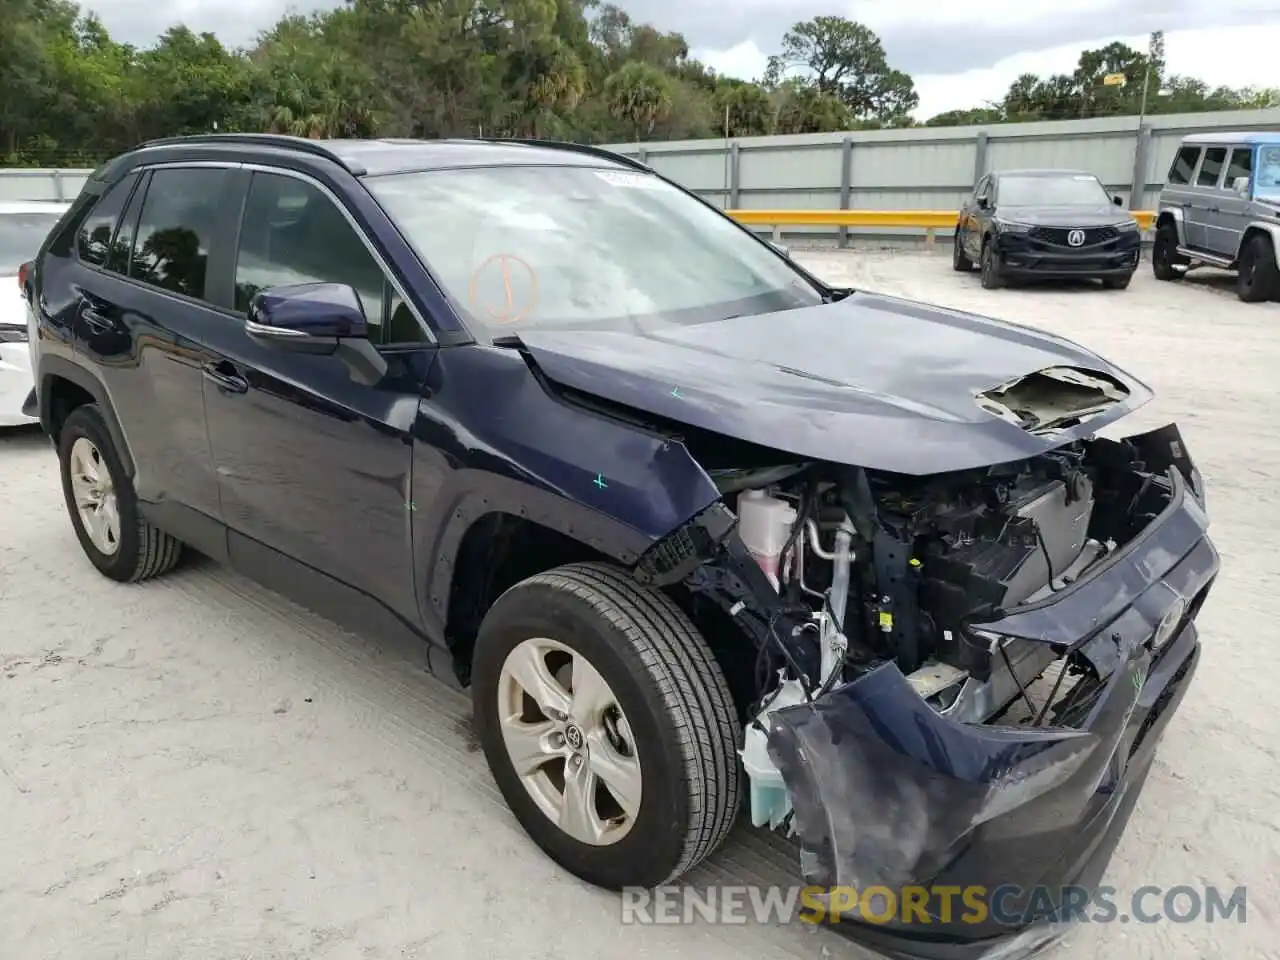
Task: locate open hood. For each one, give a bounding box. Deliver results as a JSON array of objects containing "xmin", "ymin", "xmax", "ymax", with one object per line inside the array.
[{"xmin": 508, "ymin": 291, "xmax": 1153, "ymax": 475}]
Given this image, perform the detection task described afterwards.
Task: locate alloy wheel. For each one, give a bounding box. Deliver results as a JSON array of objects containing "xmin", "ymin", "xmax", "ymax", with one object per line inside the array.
[
  {"xmin": 68, "ymin": 437, "xmax": 121, "ymax": 556},
  {"xmin": 496, "ymin": 637, "xmax": 642, "ymax": 846}
]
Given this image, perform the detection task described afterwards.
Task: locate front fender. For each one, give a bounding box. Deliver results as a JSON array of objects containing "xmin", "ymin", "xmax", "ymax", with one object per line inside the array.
[
  {"xmin": 411, "ymin": 345, "xmax": 725, "ymax": 640},
  {"xmin": 1238, "ymin": 221, "xmax": 1280, "ymax": 265}
]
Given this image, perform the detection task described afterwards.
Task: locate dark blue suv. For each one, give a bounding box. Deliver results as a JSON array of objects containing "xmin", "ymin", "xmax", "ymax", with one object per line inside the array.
[{"xmin": 23, "ymin": 134, "xmax": 1218, "ymax": 958}]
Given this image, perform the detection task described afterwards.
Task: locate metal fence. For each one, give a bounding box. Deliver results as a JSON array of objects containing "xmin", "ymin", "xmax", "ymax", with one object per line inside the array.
[
  {"xmin": 0, "ymin": 168, "xmax": 90, "ymax": 203},
  {"xmin": 602, "ymin": 107, "xmax": 1280, "ymax": 241}
]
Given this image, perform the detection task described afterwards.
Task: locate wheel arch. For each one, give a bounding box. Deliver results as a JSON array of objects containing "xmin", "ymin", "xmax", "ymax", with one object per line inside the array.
[
  {"xmin": 1156, "ymin": 208, "xmax": 1185, "ymax": 245},
  {"xmin": 37, "ymin": 355, "xmax": 135, "ymax": 477},
  {"xmin": 1237, "ymin": 222, "xmax": 1280, "ymax": 265}
]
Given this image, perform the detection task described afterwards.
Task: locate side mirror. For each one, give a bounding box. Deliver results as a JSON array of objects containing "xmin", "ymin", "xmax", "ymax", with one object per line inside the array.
[
  {"xmin": 1232, "ymin": 175, "xmax": 1250, "ymax": 196},
  {"xmin": 767, "ymin": 240, "xmax": 792, "ymax": 258},
  {"xmin": 246, "ymin": 281, "xmax": 387, "ymax": 385},
  {"xmin": 1113, "ymin": 195, "xmax": 1124, "ymax": 207}
]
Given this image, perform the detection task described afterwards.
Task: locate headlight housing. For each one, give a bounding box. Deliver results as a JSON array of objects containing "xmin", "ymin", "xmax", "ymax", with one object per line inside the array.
[
  {"xmin": 994, "ymin": 219, "xmax": 1033, "ymax": 233},
  {"xmin": 1115, "ymin": 220, "xmax": 1140, "ymax": 232}
]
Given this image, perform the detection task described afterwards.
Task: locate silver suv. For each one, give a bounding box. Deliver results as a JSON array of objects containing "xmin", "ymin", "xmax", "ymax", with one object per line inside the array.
[{"xmin": 1152, "ymin": 132, "xmax": 1280, "ymax": 302}]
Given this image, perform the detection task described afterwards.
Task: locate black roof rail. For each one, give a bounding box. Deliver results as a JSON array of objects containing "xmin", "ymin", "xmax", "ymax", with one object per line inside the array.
[
  {"xmin": 135, "ymin": 134, "xmax": 364, "ymax": 174},
  {"xmin": 482, "ymin": 137, "xmax": 651, "ymax": 172}
]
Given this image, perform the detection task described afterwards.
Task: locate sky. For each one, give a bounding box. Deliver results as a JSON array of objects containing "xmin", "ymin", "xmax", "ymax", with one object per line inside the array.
[{"xmin": 80, "ymin": 0, "xmax": 1280, "ymax": 120}]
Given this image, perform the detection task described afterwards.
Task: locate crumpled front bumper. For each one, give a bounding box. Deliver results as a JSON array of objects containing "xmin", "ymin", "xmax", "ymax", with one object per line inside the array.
[{"xmin": 763, "ymin": 440, "xmax": 1217, "ymax": 959}]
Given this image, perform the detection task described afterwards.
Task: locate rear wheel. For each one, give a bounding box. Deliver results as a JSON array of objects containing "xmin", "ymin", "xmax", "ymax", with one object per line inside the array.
[
  {"xmin": 57, "ymin": 404, "xmax": 183, "ymax": 582},
  {"xmin": 1152, "ymin": 221, "xmax": 1187, "ymax": 281},
  {"xmin": 952, "ymin": 230, "xmax": 973, "ymax": 272},
  {"xmin": 1237, "ymin": 234, "xmax": 1280, "ymax": 303},
  {"xmin": 471, "ymin": 561, "xmax": 741, "ymax": 889},
  {"xmin": 980, "ymin": 239, "xmax": 1004, "ymax": 289}
]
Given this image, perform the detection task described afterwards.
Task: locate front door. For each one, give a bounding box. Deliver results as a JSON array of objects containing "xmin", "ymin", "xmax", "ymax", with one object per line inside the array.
[
  {"xmin": 200, "ymin": 167, "xmax": 438, "ymax": 624},
  {"xmin": 1215, "ymin": 145, "xmax": 1254, "ymax": 260}
]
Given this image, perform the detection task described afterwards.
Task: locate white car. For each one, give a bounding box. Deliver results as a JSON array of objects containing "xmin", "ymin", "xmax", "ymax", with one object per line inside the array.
[{"xmin": 1, "ymin": 200, "xmax": 70, "ymax": 426}]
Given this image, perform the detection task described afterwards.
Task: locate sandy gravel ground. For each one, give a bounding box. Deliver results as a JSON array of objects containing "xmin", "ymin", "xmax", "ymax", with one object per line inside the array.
[{"xmin": 2, "ymin": 250, "xmax": 1277, "ymax": 960}]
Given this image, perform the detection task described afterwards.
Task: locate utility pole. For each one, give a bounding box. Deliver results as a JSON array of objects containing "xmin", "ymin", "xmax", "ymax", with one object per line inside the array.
[{"xmin": 722, "ymin": 102, "xmax": 731, "ymax": 209}]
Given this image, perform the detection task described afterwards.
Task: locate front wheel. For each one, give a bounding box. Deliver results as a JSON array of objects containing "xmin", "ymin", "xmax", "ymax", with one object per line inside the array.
[
  {"xmin": 1152, "ymin": 222, "xmax": 1187, "ymax": 281},
  {"xmin": 471, "ymin": 562, "xmax": 742, "ymax": 889},
  {"xmin": 980, "ymin": 239, "xmax": 1004, "ymax": 289},
  {"xmin": 952, "ymin": 230, "xmax": 973, "ymax": 272},
  {"xmin": 1237, "ymin": 234, "xmax": 1280, "ymax": 303}
]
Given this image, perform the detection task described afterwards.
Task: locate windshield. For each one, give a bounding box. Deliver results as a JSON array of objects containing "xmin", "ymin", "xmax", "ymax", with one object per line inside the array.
[
  {"xmin": 997, "ymin": 174, "xmax": 1111, "ymax": 207},
  {"xmin": 1257, "ymin": 146, "xmax": 1280, "ymax": 200},
  {"xmin": 365, "ymin": 165, "xmax": 824, "ymax": 334},
  {"xmin": 0, "ymin": 212, "xmax": 62, "ymax": 275}
]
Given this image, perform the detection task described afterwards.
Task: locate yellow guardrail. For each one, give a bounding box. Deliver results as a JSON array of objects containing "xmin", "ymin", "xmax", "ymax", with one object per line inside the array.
[{"xmin": 726, "ymin": 209, "xmax": 1157, "ymax": 242}]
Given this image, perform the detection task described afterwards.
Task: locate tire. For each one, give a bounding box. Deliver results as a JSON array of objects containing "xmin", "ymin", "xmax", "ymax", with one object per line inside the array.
[
  {"xmin": 57, "ymin": 403, "xmax": 183, "ymax": 582},
  {"xmin": 471, "ymin": 561, "xmax": 741, "ymax": 890},
  {"xmin": 1102, "ymin": 273, "xmax": 1133, "ymax": 290},
  {"xmin": 1236, "ymin": 234, "xmax": 1280, "ymax": 303},
  {"xmin": 980, "ymin": 238, "xmax": 1004, "ymax": 289},
  {"xmin": 952, "ymin": 230, "xmax": 973, "ymax": 272},
  {"xmin": 1152, "ymin": 221, "xmax": 1186, "ymax": 281}
]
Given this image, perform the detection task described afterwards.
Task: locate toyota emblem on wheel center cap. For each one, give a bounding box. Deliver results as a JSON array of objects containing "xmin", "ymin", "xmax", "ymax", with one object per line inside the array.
[
  {"xmin": 1067, "ymin": 229, "xmax": 1086, "ymax": 247},
  {"xmin": 564, "ymin": 724, "xmax": 585, "ymax": 751}
]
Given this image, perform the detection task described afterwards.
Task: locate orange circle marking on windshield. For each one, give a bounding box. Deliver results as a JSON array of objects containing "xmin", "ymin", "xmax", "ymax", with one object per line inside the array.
[{"xmin": 468, "ymin": 253, "xmax": 539, "ymax": 325}]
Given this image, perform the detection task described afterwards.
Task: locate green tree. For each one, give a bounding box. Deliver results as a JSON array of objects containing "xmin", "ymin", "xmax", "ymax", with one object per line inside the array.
[
  {"xmin": 765, "ymin": 16, "xmax": 918, "ymax": 125},
  {"xmin": 604, "ymin": 60, "xmax": 674, "ymax": 139}
]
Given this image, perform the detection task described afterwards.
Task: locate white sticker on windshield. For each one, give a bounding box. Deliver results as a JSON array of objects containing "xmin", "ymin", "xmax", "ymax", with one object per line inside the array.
[
  {"xmin": 595, "ymin": 170, "xmax": 661, "ymax": 189},
  {"xmin": 1073, "ymin": 175, "xmax": 1096, "ymax": 181}
]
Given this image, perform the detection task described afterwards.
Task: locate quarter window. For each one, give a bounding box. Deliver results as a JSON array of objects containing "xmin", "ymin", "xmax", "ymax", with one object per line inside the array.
[
  {"xmin": 1167, "ymin": 146, "xmax": 1201, "ymax": 186},
  {"xmin": 234, "ymin": 172, "xmax": 425, "ymax": 344},
  {"xmin": 1196, "ymin": 148, "xmax": 1227, "ymax": 187},
  {"xmin": 76, "ymin": 173, "xmax": 138, "ymax": 268},
  {"xmin": 129, "ymin": 167, "xmax": 228, "ymax": 301}
]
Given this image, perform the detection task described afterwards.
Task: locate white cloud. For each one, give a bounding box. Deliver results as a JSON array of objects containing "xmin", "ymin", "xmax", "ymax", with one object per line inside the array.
[{"xmin": 698, "ymin": 23, "xmax": 1280, "ymax": 121}]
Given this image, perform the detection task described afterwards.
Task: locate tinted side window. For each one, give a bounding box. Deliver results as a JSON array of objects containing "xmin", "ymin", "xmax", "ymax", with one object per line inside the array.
[
  {"xmin": 106, "ymin": 172, "xmax": 147, "ymax": 276},
  {"xmin": 1196, "ymin": 147, "xmax": 1227, "ymax": 187},
  {"xmin": 76, "ymin": 173, "xmax": 138, "ymax": 268},
  {"xmin": 1168, "ymin": 146, "xmax": 1201, "ymax": 185},
  {"xmin": 1225, "ymin": 147, "xmax": 1253, "ymax": 185},
  {"xmin": 130, "ymin": 167, "xmax": 228, "ymax": 301},
  {"xmin": 234, "ymin": 171, "xmax": 425, "ymax": 344}
]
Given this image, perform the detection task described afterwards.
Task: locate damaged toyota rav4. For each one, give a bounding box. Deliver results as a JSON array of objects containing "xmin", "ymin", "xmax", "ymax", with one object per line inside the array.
[{"xmin": 26, "ymin": 135, "xmax": 1217, "ymax": 960}]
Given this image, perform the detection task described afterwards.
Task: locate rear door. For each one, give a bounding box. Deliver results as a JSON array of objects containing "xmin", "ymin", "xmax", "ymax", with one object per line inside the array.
[
  {"xmin": 1162, "ymin": 144, "xmax": 1202, "ymax": 247},
  {"xmin": 1187, "ymin": 146, "xmax": 1227, "ymax": 251},
  {"xmin": 199, "ymin": 166, "xmax": 437, "ymax": 622},
  {"xmin": 73, "ymin": 164, "xmax": 236, "ymax": 524}
]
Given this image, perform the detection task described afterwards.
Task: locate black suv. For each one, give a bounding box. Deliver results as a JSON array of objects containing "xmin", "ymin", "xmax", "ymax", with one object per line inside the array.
[
  {"xmin": 954, "ymin": 168, "xmax": 1142, "ymax": 289},
  {"xmin": 24, "ymin": 135, "xmax": 1217, "ymax": 959}
]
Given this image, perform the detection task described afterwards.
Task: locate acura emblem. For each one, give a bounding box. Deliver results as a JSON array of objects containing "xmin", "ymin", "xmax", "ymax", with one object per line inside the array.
[{"xmin": 1066, "ymin": 229, "xmax": 1086, "ymax": 247}]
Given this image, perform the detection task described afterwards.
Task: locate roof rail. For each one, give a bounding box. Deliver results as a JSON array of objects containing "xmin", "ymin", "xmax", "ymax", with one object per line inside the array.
[
  {"xmin": 135, "ymin": 134, "xmax": 364, "ymax": 173},
  {"xmin": 482, "ymin": 137, "xmax": 651, "ymax": 172}
]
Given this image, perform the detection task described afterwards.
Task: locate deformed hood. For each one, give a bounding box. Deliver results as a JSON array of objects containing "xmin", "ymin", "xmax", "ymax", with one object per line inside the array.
[{"xmin": 509, "ymin": 291, "xmax": 1153, "ymax": 475}]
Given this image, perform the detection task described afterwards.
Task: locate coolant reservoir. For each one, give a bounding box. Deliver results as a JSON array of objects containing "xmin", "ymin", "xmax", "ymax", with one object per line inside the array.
[{"xmin": 737, "ymin": 489, "xmax": 796, "ymax": 590}]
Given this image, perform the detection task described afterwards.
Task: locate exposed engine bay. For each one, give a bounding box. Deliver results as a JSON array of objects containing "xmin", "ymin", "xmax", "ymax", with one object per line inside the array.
[{"xmin": 636, "ymin": 426, "xmax": 1196, "ymax": 832}]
